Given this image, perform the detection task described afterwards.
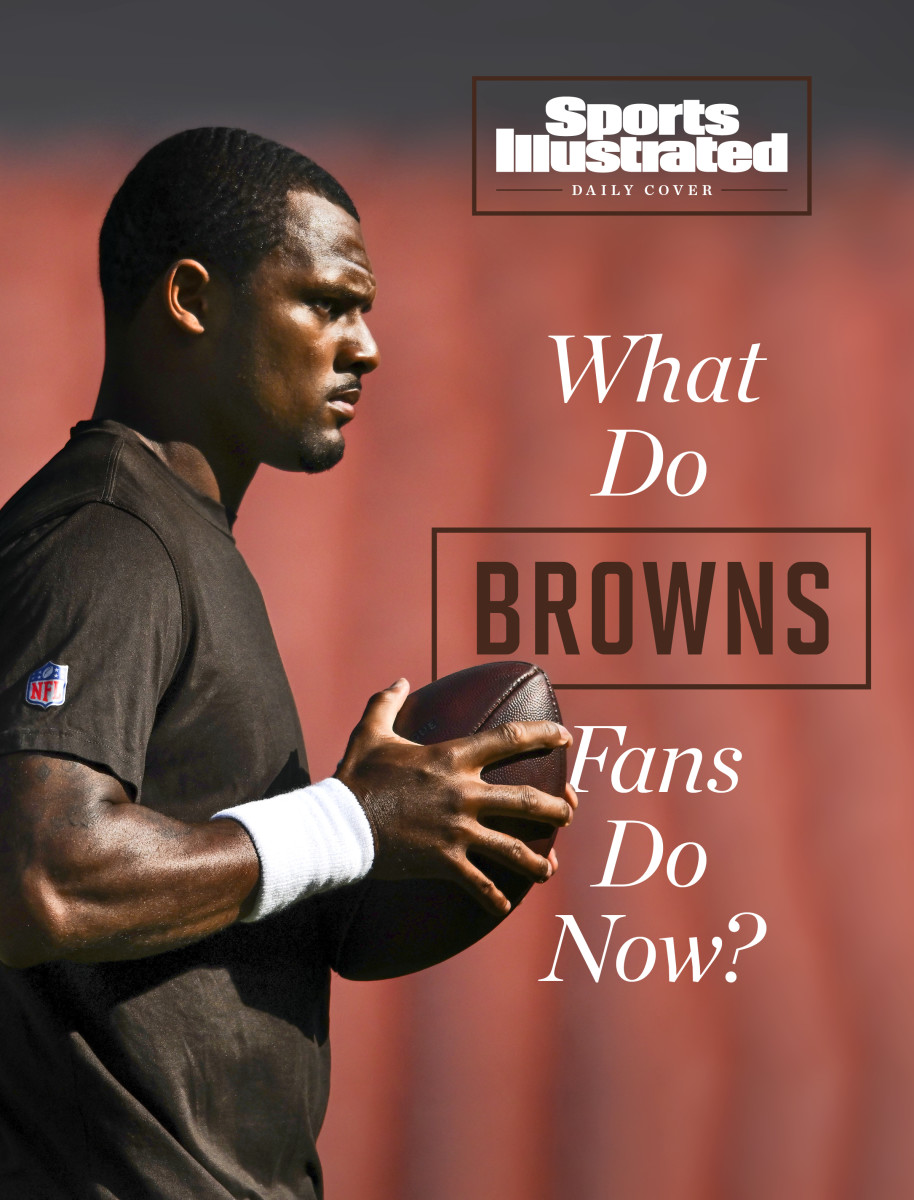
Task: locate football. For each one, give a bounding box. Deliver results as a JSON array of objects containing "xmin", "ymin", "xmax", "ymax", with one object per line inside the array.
[
  {"xmin": 393, "ymin": 660, "xmax": 565, "ymax": 859},
  {"xmin": 325, "ymin": 661, "xmax": 566, "ymax": 980}
]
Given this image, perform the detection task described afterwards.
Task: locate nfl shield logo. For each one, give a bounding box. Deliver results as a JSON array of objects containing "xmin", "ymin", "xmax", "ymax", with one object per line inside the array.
[{"xmin": 25, "ymin": 661, "xmax": 69, "ymax": 708}]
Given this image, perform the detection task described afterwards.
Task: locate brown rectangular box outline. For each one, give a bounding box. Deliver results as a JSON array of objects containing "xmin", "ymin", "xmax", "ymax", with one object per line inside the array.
[
  {"xmin": 472, "ymin": 76, "xmax": 812, "ymax": 216},
  {"xmin": 431, "ymin": 526, "xmax": 870, "ymax": 689}
]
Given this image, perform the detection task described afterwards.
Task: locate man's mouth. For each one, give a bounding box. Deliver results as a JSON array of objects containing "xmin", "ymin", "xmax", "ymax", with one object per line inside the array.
[{"xmin": 327, "ymin": 383, "xmax": 361, "ymax": 420}]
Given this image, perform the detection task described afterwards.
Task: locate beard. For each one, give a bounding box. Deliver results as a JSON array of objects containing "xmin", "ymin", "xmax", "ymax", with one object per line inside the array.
[{"xmin": 297, "ymin": 426, "xmax": 346, "ymax": 474}]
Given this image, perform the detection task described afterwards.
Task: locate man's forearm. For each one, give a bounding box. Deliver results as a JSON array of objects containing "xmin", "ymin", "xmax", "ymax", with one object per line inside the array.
[
  {"xmin": 0, "ymin": 753, "xmax": 260, "ymax": 967},
  {"xmin": 0, "ymin": 689, "xmax": 573, "ymax": 967}
]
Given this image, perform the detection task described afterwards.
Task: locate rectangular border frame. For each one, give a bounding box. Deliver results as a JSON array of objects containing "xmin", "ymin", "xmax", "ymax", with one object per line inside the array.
[
  {"xmin": 472, "ymin": 75, "xmax": 813, "ymax": 216},
  {"xmin": 432, "ymin": 526, "xmax": 870, "ymax": 689}
]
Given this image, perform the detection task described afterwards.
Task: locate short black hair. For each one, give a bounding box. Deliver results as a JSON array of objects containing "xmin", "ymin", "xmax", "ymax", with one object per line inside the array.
[{"xmin": 99, "ymin": 127, "xmax": 359, "ymax": 322}]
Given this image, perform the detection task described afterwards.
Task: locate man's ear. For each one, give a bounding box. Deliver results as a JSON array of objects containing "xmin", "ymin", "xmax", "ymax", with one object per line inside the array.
[{"xmin": 163, "ymin": 259, "xmax": 211, "ymax": 334}]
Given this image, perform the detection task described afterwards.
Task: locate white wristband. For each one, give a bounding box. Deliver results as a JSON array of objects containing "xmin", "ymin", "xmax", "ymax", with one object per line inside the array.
[{"xmin": 212, "ymin": 776, "xmax": 375, "ymax": 922}]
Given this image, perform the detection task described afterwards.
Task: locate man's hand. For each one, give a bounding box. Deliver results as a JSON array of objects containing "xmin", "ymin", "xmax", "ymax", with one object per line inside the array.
[{"xmin": 335, "ymin": 678, "xmax": 576, "ymax": 917}]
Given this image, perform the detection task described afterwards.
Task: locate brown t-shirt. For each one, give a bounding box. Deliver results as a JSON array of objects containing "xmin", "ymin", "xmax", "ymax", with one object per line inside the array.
[{"xmin": 0, "ymin": 421, "xmax": 333, "ymax": 1199}]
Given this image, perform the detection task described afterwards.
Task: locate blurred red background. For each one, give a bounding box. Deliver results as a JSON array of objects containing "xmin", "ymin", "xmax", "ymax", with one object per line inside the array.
[{"xmin": 0, "ymin": 140, "xmax": 911, "ymax": 1199}]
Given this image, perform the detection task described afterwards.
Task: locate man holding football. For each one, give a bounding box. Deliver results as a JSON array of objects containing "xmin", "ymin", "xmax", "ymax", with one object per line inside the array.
[{"xmin": 0, "ymin": 127, "xmax": 573, "ymax": 1198}]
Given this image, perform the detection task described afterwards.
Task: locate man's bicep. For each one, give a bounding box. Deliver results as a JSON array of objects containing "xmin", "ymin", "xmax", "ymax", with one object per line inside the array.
[
  {"xmin": 0, "ymin": 751, "xmax": 131, "ymax": 966},
  {"xmin": 0, "ymin": 751, "xmax": 131, "ymax": 846},
  {"xmin": 0, "ymin": 503, "xmax": 183, "ymax": 795}
]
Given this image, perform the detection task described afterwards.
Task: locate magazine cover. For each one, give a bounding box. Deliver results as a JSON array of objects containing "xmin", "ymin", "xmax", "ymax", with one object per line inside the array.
[{"xmin": 0, "ymin": 2, "xmax": 908, "ymax": 1197}]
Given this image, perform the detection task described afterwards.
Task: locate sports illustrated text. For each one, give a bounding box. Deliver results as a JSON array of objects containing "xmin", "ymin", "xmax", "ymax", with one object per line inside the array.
[{"xmin": 473, "ymin": 76, "xmax": 811, "ymax": 215}]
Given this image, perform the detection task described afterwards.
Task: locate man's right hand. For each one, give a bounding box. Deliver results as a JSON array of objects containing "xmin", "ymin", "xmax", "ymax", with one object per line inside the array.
[{"xmin": 334, "ymin": 678, "xmax": 576, "ymax": 917}]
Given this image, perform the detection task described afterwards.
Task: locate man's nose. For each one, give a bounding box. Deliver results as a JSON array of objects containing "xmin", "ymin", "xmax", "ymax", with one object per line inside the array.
[{"xmin": 341, "ymin": 315, "xmax": 380, "ymax": 375}]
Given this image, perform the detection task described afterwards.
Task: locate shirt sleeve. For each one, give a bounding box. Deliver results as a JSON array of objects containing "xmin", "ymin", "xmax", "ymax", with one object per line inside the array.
[{"xmin": 0, "ymin": 501, "xmax": 183, "ymax": 795}]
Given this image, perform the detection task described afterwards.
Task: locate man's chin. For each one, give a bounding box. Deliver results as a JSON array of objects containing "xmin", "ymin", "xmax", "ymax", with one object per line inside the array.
[{"xmin": 297, "ymin": 436, "xmax": 345, "ymax": 475}]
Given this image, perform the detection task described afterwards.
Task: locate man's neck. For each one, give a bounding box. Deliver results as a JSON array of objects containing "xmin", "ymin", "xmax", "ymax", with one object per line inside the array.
[{"xmin": 93, "ymin": 384, "xmax": 258, "ymax": 515}]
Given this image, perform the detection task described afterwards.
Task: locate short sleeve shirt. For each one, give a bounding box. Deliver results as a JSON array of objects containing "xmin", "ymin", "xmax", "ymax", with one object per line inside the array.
[{"xmin": 0, "ymin": 421, "xmax": 334, "ymax": 1200}]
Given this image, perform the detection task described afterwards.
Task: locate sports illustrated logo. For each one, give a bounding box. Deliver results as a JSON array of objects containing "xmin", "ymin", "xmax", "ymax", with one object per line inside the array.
[
  {"xmin": 26, "ymin": 661, "xmax": 69, "ymax": 708},
  {"xmin": 472, "ymin": 77, "xmax": 811, "ymax": 216}
]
